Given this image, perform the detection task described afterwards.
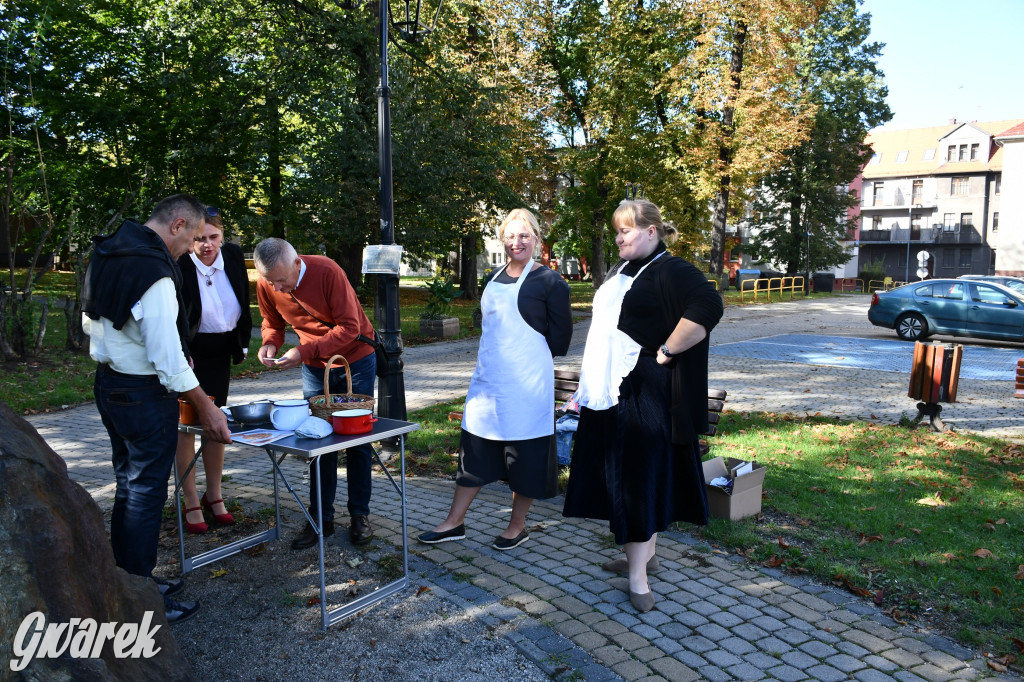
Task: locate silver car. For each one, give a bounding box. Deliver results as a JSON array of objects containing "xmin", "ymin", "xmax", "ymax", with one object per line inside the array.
[{"xmin": 867, "ymin": 278, "xmax": 1024, "ymax": 342}]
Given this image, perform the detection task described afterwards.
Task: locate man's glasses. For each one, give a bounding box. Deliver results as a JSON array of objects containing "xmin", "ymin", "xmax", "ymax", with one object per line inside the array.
[{"xmin": 206, "ymin": 206, "xmax": 219, "ymax": 218}]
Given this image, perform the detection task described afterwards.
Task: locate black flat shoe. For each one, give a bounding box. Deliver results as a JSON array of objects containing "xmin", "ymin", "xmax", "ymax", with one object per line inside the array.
[
  {"xmin": 291, "ymin": 520, "xmax": 334, "ymax": 550},
  {"xmin": 155, "ymin": 576, "xmax": 185, "ymax": 598},
  {"xmin": 350, "ymin": 515, "xmax": 374, "ymax": 545},
  {"xmin": 492, "ymin": 530, "xmax": 529, "ymax": 551},
  {"xmin": 164, "ymin": 597, "xmax": 200, "ymax": 624},
  {"xmin": 417, "ymin": 524, "xmax": 466, "ymax": 544}
]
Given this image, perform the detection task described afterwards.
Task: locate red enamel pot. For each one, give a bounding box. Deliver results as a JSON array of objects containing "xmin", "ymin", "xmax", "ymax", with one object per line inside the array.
[{"xmin": 331, "ymin": 409, "xmax": 377, "ymax": 435}]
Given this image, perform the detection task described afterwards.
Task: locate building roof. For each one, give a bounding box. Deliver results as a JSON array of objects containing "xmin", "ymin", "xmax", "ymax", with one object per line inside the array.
[
  {"xmin": 995, "ymin": 121, "xmax": 1024, "ymax": 142},
  {"xmin": 862, "ymin": 119, "xmax": 1024, "ymax": 179}
]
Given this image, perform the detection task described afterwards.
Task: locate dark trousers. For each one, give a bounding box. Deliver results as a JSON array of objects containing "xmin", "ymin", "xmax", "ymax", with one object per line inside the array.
[
  {"xmin": 301, "ymin": 353, "xmax": 376, "ymax": 523},
  {"xmin": 94, "ymin": 367, "xmax": 179, "ymax": 578}
]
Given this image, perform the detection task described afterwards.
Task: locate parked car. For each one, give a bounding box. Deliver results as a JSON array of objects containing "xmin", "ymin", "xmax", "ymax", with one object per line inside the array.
[
  {"xmin": 867, "ymin": 278, "xmax": 1024, "ymax": 342},
  {"xmin": 958, "ymin": 274, "xmax": 1024, "ymax": 296}
]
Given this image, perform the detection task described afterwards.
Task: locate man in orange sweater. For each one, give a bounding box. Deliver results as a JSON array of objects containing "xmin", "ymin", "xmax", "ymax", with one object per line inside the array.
[{"xmin": 254, "ymin": 238, "xmax": 377, "ymax": 549}]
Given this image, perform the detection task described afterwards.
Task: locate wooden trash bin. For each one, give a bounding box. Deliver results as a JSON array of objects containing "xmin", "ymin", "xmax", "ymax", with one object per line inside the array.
[{"xmin": 907, "ymin": 341, "xmax": 963, "ymax": 431}]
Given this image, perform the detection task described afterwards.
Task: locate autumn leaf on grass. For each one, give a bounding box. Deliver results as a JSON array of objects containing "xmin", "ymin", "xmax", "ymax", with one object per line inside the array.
[
  {"xmin": 1013, "ymin": 565, "xmax": 1024, "ymax": 580},
  {"xmin": 763, "ymin": 555, "xmax": 785, "ymax": 568},
  {"xmin": 857, "ymin": 534, "xmax": 883, "ymax": 547},
  {"xmin": 210, "ymin": 568, "xmax": 229, "ymax": 578},
  {"xmin": 416, "ymin": 586, "xmax": 431, "ymax": 597},
  {"xmin": 916, "ymin": 494, "xmax": 944, "ymax": 507},
  {"xmin": 991, "ymin": 586, "xmax": 1003, "ymax": 597},
  {"xmin": 777, "ymin": 537, "xmax": 790, "ymax": 550},
  {"xmin": 859, "ymin": 506, "xmax": 876, "ymax": 512},
  {"xmin": 987, "ymin": 660, "xmax": 1008, "ymax": 673},
  {"xmin": 1010, "ymin": 637, "xmax": 1024, "ymax": 653},
  {"xmin": 973, "ymin": 548, "xmax": 998, "ymax": 560},
  {"xmin": 873, "ymin": 589, "xmax": 884, "ymax": 605}
]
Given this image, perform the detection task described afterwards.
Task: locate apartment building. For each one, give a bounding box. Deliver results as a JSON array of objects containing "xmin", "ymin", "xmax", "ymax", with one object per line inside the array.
[{"xmin": 853, "ymin": 118, "xmax": 1023, "ymax": 282}]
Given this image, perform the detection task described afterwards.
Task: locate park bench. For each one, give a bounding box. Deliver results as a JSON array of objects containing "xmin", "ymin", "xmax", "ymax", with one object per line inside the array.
[
  {"xmin": 554, "ymin": 368, "xmax": 727, "ymax": 456},
  {"xmin": 449, "ymin": 368, "xmax": 728, "ymax": 456},
  {"xmin": 1016, "ymin": 358, "xmax": 1024, "ymax": 400}
]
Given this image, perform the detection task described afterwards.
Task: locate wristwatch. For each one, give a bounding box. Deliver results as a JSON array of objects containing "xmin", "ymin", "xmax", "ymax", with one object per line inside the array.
[{"xmin": 659, "ymin": 344, "xmax": 677, "ymax": 358}]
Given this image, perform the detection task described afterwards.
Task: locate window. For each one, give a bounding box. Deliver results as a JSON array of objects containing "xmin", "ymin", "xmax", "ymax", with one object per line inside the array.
[
  {"xmin": 916, "ymin": 282, "xmax": 963, "ymax": 299},
  {"xmin": 970, "ymin": 143, "xmax": 979, "ymax": 161},
  {"xmin": 911, "ymin": 214, "xmax": 921, "ymax": 239},
  {"xmin": 912, "ymin": 179, "xmax": 923, "ymax": 204},
  {"xmin": 873, "ymin": 183, "xmax": 884, "ymax": 206},
  {"xmin": 973, "ymin": 284, "xmax": 1011, "ymax": 305},
  {"xmin": 896, "ymin": 150, "xmax": 908, "ymax": 163},
  {"xmin": 958, "ymin": 144, "xmax": 967, "ymax": 161},
  {"xmin": 960, "ymin": 213, "xmax": 973, "ymax": 228},
  {"xmin": 943, "ymin": 213, "xmax": 956, "ymax": 231},
  {"xmin": 995, "ymin": 173, "xmax": 1001, "ymax": 195},
  {"xmin": 922, "ymin": 148, "xmax": 936, "ymax": 161},
  {"xmin": 993, "ymin": 212, "xmax": 999, "ymax": 232},
  {"xmin": 951, "ymin": 176, "xmax": 968, "ymax": 196},
  {"xmin": 959, "ymin": 249, "xmax": 972, "ymax": 268},
  {"xmin": 942, "ymin": 249, "xmax": 955, "ymax": 268},
  {"xmin": 947, "ymin": 145, "xmax": 956, "ymax": 161},
  {"xmin": 869, "ymin": 153, "xmax": 881, "ymax": 164},
  {"xmin": 872, "ymin": 215, "xmax": 883, "ymax": 230}
]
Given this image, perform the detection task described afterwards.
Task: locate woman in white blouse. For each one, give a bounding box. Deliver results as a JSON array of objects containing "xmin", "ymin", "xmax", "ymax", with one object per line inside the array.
[{"xmin": 175, "ymin": 208, "xmax": 253, "ymax": 533}]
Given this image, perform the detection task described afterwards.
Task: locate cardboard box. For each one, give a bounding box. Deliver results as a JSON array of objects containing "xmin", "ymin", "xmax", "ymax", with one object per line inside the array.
[{"xmin": 702, "ymin": 456, "xmax": 766, "ymax": 521}]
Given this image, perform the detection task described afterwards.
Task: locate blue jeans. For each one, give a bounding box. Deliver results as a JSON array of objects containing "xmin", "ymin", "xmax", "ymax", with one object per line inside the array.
[
  {"xmin": 301, "ymin": 353, "xmax": 376, "ymax": 522},
  {"xmin": 94, "ymin": 368, "xmax": 179, "ymax": 578}
]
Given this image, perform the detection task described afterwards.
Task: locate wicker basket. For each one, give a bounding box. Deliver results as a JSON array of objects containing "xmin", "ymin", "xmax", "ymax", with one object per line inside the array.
[{"xmin": 307, "ymin": 354, "xmax": 374, "ymax": 420}]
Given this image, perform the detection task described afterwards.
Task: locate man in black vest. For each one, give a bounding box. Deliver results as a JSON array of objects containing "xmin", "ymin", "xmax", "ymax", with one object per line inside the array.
[{"xmin": 83, "ymin": 194, "xmax": 232, "ymax": 624}]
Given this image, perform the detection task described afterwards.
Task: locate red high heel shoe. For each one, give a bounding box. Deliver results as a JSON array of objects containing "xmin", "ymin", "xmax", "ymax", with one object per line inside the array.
[
  {"xmin": 201, "ymin": 492, "xmax": 235, "ymax": 525},
  {"xmin": 183, "ymin": 505, "xmax": 208, "ymax": 534}
]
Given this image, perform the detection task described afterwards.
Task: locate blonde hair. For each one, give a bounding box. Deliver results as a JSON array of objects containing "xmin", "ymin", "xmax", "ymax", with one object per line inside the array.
[
  {"xmin": 612, "ymin": 199, "xmax": 678, "ymax": 244},
  {"xmin": 497, "ymin": 208, "xmax": 542, "ymax": 242}
]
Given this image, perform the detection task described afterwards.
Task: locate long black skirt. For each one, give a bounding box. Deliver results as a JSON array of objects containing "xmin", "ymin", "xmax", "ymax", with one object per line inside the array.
[{"xmin": 562, "ymin": 355, "xmax": 709, "ymax": 545}]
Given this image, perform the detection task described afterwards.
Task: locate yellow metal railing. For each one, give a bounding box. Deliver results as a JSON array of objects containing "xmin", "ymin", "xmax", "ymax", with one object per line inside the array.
[{"xmin": 739, "ymin": 276, "xmax": 806, "ymax": 303}]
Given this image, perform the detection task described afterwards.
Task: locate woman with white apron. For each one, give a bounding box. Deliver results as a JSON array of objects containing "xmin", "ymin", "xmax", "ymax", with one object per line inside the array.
[
  {"xmin": 418, "ymin": 209, "xmax": 572, "ymax": 550},
  {"xmin": 563, "ymin": 198, "xmax": 723, "ymax": 613}
]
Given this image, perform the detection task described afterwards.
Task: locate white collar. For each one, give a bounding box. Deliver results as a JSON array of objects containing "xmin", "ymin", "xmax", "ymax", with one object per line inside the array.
[{"xmin": 190, "ymin": 250, "xmax": 225, "ymax": 275}]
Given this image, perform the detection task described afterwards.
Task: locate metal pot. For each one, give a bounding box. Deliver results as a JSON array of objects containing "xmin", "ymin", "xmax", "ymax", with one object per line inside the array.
[
  {"xmin": 226, "ymin": 400, "xmax": 272, "ymax": 424},
  {"xmin": 331, "ymin": 409, "xmax": 377, "ymax": 435}
]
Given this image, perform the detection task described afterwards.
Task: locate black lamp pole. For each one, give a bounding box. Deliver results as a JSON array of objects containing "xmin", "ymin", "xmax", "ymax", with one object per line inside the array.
[{"xmin": 374, "ymin": 0, "xmax": 406, "ymax": 423}]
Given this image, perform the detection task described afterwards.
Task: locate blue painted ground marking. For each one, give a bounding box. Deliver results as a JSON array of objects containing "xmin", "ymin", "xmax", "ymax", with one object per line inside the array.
[{"xmin": 710, "ymin": 334, "xmax": 1019, "ymax": 381}]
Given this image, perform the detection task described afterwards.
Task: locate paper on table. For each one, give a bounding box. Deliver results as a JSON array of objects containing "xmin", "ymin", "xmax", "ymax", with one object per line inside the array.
[{"xmin": 231, "ymin": 429, "xmax": 293, "ymax": 446}]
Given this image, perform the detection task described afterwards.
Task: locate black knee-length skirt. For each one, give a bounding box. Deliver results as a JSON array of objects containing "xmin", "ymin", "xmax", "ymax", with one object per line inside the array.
[{"xmin": 562, "ymin": 355, "xmax": 709, "ymax": 544}]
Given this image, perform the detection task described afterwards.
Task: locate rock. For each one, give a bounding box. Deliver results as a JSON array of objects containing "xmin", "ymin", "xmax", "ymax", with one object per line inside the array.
[{"xmin": 0, "ymin": 401, "xmax": 194, "ymax": 681}]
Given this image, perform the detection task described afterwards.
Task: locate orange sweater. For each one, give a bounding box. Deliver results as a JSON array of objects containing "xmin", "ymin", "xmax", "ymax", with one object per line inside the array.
[{"xmin": 257, "ymin": 255, "xmax": 374, "ymax": 369}]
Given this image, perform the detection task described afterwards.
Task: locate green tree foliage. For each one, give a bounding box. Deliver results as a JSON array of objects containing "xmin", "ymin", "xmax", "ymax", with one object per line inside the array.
[{"xmin": 745, "ymin": 0, "xmax": 891, "ymax": 273}]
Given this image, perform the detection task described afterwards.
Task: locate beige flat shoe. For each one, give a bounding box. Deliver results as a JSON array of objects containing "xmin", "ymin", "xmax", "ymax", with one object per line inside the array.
[
  {"xmin": 629, "ymin": 589, "xmax": 655, "ymax": 613},
  {"xmin": 600, "ymin": 556, "xmax": 660, "ymax": 574}
]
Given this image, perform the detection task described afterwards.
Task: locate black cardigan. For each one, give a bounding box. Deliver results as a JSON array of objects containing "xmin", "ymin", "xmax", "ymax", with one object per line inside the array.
[
  {"xmin": 612, "ymin": 243, "xmax": 724, "ymax": 444},
  {"xmin": 177, "ymin": 242, "xmax": 253, "ymax": 365}
]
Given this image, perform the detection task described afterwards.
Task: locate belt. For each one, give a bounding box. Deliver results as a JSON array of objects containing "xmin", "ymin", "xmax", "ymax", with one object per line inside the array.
[{"xmin": 96, "ymin": 363, "xmax": 157, "ymax": 381}]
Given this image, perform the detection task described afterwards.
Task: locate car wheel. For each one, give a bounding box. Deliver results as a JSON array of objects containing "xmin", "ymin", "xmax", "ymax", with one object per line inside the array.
[{"xmin": 895, "ymin": 313, "xmax": 928, "ymax": 341}]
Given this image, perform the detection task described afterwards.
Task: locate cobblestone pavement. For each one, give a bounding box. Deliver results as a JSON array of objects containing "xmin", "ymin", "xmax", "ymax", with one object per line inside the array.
[{"xmin": 25, "ymin": 295, "xmax": 1023, "ymax": 681}]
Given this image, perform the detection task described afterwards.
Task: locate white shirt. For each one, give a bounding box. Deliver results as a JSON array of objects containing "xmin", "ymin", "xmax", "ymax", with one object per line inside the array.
[
  {"xmin": 83, "ymin": 277, "xmax": 199, "ymax": 393},
  {"xmin": 190, "ymin": 251, "xmax": 242, "ymax": 334}
]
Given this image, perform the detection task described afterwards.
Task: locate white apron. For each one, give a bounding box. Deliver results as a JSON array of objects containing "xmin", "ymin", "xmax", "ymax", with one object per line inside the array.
[
  {"xmin": 463, "ymin": 262, "xmax": 554, "ymax": 440},
  {"xmin": 577, "ymin": 253, "xmax": 664, "ymax": 410}
]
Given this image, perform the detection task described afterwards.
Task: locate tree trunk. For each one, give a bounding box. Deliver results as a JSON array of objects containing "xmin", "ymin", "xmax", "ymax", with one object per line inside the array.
[
  {"xmin": 267, "ymin": 92, "xmax": 284, "ymax": 239},
  {"xmin": 328, "ymin": 243, "xmax": 364, "ymax": 292},
  {"xmin": 459, "ymin": 235, "xmax": 479, "ymax": 301},
  {"xmin": 708, "ymin": 20, "xmax": 747, "ymax": 280},
  {"xmin": 789, "ymin": 195, "xmax": 802, "ymax": 273}
]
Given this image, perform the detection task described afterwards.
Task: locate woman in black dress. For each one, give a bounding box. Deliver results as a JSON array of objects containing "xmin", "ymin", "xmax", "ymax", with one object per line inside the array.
[
  {"xmin": 175, "ymin": 209, "xmax": 252, "ymax": 533},
  {"xmin": 563, "ymin": 198, "xmax": 723, "ymax": 612}
]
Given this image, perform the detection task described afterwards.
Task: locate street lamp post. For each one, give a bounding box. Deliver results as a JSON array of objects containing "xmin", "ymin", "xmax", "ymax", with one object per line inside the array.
[
  {"xmin": 372, "ymin": 0, "xmax": 443, "ymax": 425},
  {"xmin": 805, "ymin": 229, "xmax": 812, "ymax": 292}
]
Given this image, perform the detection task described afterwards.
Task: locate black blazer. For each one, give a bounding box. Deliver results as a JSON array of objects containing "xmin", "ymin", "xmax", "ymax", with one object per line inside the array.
[{"xmin": 177, "ymin": 242, "xmax": 253, "ymax": 365}]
